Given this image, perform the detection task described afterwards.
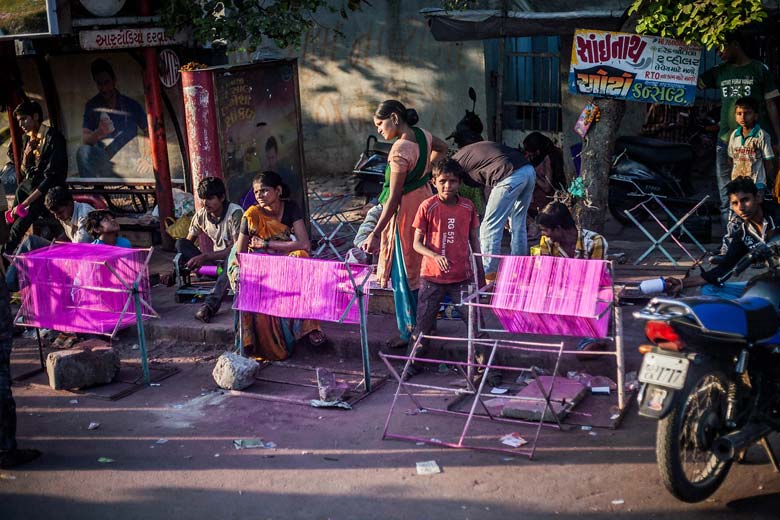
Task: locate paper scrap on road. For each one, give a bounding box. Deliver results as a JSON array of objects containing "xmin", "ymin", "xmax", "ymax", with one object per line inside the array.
[
  {"xmin": 87, "ymin": 422, "xmax": 100, "ymax": 430},
  {"xmin": 611, "ymin": 499, "xmax": 625, "ymax": 505},
  {"xmin": 416, "ymin": 460, "xmax": 441, "ymax": 475},
  {"xmin": 156, "ymin": 438, "xmax": 169, "ymax": 444},
  {"xmin": 490, "ymin": 387, "xmax": 509, "ymax": 395},
  {"xmin": 233, "ymin": 439, "xmax": 276, "ymax": 450},
  {"xmin": 309, "ymin": 399, "xmax": 352, "ymax": 410},
  {"xmin": 97, "ymin": 457, "xmax": 114, "ymax": 463},
  {"xmin": 499, "ymin": 432, "xmax": 528, "ymax": 448},
  {"xmin": 0, "ymin": 474, "xmax": 17, "ymax": 480}
]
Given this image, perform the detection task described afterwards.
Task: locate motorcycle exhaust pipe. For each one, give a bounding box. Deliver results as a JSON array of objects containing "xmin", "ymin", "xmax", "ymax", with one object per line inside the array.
[{"xmin": 713, "ymin": 422, "xmax": 773, "ymax": 462}]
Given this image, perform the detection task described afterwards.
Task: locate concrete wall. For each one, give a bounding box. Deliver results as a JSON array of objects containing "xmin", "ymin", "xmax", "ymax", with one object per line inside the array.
[{"xmin": 235, "ymin": 1, "xmax": 486, "ymax": 177}]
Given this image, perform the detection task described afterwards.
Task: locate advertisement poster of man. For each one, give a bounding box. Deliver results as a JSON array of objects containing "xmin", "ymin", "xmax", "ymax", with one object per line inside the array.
[
  {"xmin": 47, "ymin": 53, "xmax": 185, "ymax": 183},
  {"xmin": 215, "ymin": 61, "xmax": 306, "ymax": 213}
]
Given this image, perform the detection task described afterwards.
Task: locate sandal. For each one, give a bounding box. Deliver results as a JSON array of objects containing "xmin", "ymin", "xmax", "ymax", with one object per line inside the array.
[
  {"xmin": 384, "ymin": 336, "xmax": 409, "ymax": 350},
  {"xmin": 308, "ymin": 330, "xmax": 327, "ymax": 346}
]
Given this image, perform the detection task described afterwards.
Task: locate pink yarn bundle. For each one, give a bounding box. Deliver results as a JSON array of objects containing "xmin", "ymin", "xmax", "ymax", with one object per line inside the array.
[
  {"xmin": 15, "ymin": 243, "xmax": 152, "ymax": 335},
  {"xmin": 234, "ymin": 253, "xmax": 371, "ymax": 324},
  {"xmin": 491, "ymin": 255, "xmax": 613, "ymax": 338}
]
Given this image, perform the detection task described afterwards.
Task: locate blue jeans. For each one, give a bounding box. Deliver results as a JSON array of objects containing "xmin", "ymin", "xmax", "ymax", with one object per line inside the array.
[
  {"xmin": 715, "ymin": 141, "xmax": 732, "ymax": 230},
  {"xmin": 5, "ymin": 235, "xmax": 50, "ymax": 293},
  {"xmin": 700, "ymin": 282, "xmax": 746, "ymax": 300},
  {"xmin": 480, "ymin": 164, "xmax": 536, "ymax": 275}
]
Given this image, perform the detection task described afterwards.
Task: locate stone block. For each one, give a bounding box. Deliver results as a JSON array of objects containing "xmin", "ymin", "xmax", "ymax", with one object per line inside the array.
[
  {"xmin": 316, "ymin": 368, "xmax": 349, "ymax": 401},
  {"xmin": 212, "ymin": 352, "xmax": 259, "ymax": 390},
  {"xmin": 46, "ymin": 347, "xmax": 121, "ymax": 390}
]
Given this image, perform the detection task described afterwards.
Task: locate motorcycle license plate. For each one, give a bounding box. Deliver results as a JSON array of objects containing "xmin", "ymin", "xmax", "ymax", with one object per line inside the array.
[{"xmin": 638, "ymin": 353, "xmax": 689, "ymax": 390}]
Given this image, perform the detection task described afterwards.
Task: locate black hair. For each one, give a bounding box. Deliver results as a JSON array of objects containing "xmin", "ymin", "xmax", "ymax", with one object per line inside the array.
[
  {"xmin": 374, "ymin": 100, "xmax": 419, "ymax": 126},
  {"xmin": 44, "ymin": 186, "xmax": 74, "ymax": 212},
  {"xmin": 726, "ymin": 176, "xmax": 759, "ymax": 196},
  {"xmin": 538, "ymin": 201, "xmax": 576, "ymax": 230},
  {"xmin": 90, "ymin": 58, "xmax": 116, "ymax": 81},
  {"xmin": 432, "ymin": 158, "xmax": 465, "ymax": 181},
  {"xmin": 734, "ymin": 96, "xmax": 759, "ymax": 113},
  {"xmin": 522, "ymin": 132, "xmax": 554, "ymax": 154},
  {"xmin": 13, "ymin": 100, "xmax": 43, "ymax": 121},
  {"xmin": 197, "ymin": 176, "xmax": 226, "ymax": 200},
  {"xmin": 265, "ymin": 136, "xmax": 278, "ymax": 152},
  {"xmin": 85, "ymin": 209, "xmax": 115, "ymax": 238},
  {"xmin": 252, "ymin": 171, "xmax": 290, "ymax": 199}
]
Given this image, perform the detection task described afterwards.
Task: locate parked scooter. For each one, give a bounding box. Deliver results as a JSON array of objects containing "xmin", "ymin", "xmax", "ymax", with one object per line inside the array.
[{"xmin": 633, "ymin": 238, "xmax": 780, "ymax": 502}]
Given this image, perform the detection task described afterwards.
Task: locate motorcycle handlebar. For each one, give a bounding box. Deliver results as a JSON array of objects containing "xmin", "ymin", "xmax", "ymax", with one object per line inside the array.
[{"xmin": 716, "ymin": 243, "xmax": 770, "ymax": 284}]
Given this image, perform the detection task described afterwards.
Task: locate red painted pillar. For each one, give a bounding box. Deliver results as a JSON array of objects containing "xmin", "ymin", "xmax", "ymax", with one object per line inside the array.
[
  {"xmin": 180, "ymin": 68, "xmax": 223, "ymax": 211},
  {"xmin": 140, "ymin": 0, "xmax": 174, "ymax": 250}
]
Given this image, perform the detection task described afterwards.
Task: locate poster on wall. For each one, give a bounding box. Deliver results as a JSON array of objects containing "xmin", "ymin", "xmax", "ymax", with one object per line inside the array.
[
  {"xmin": 213, "ymin": 60, "xmax": 306, "ymax": 213},
  {"xmin": 568, "ymin": 29, "xmax": 702, "ymax": 106},
  {"xmin": 49, "ymin": 52, "xmax": 185, "ymax": 183},
  {"xmin": 0, "ymin": 0, "xmax": 59, "ymax": 39}
]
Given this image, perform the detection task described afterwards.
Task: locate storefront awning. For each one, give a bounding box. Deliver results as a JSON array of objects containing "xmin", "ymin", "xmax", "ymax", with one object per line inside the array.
[{"xmin": 421, "ymin": 8, "xmax": 627, "ymax": 41}]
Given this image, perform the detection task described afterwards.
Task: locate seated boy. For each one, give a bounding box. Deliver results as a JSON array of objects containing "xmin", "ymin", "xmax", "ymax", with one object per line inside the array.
[
  {"xmin": 85, "ymin": 210, "xmax": 131, "ymax": 247},
  {"xmin": 537, "ymin": 201, "xmax": 607, "ymax": 259},
  {"xmin": 4, "ymin": 187, "xmax": 95, "ymax": 292},
  {"xmin": 176, "ymin": 177, "xmax": 243, "ymax": 323},
  {"xmin": 405, "ymin": 158, "xmax": 484, "ymax": 378}
]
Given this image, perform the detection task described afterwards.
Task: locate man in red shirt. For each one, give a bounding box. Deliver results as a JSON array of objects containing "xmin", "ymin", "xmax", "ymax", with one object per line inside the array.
[{"xmin": 405, "ymin": 159, "xmax": 485, "ymax": 377}]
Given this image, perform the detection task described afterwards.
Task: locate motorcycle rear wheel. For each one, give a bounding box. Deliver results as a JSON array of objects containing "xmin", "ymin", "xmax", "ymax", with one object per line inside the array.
[
  {"xmin": 608, "ymin": 183, "xmax": 647, "ymax": 226},
  {"xmin": 656, "ymin": 367, "xmax": 733, "ymax": 503}
]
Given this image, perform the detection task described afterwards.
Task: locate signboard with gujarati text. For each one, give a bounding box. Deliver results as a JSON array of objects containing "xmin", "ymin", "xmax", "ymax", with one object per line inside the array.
[
  {"xmin": 568, "ymin": 29, "xmax": 702, "ymax": 106},
  {"xmin": 79, "ymin": 28, "xmax": 187, "ymax": 51}
]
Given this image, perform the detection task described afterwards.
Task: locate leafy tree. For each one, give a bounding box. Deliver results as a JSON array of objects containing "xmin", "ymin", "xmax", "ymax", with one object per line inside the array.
[
  {"xmin": 161, "ymin": 0, "xmax": 363, "ymax": 51},
  {"xmin": 629, "ymin": 0, "xmax": 767, "ymax": 49}
]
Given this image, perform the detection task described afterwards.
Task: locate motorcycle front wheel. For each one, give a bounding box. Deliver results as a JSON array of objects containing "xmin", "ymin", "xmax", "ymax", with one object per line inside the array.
[
  {"xmin": 608, "ymin": 182, "xmax": 647, "ymax": 226},
  {"xmin": 655, "ymin": 367, "xmax": 733, "ymax": 503}
]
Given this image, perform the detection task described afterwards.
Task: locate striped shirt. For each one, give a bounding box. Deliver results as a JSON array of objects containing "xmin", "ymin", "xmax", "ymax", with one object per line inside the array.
[{"xmin": 539, "ymin": 228, "xmax": 607, "ymax": 260}]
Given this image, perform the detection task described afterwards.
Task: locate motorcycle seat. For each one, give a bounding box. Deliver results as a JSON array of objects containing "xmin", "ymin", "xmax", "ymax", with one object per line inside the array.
[
  {"xmin": 616, "ymin": 136, "xmax": 693, "ymax": 166},
  {"xmin": 690, "ymin": 296, "xmax": 779, "ymax": 340}
]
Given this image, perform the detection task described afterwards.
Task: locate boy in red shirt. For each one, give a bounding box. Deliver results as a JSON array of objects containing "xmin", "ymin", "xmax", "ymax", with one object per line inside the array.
[{"xmin": 405, "ymin": 159, "xmax": 484, "ymax": 377}]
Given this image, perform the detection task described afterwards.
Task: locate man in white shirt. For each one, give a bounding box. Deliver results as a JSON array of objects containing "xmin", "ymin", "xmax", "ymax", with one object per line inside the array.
[{"xmin": 176, "ymin": 177, "xmax": 243, "ymax": 323}]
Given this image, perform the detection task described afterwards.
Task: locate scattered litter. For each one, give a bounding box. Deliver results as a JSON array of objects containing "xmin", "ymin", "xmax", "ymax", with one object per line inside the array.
[
  {"xmin": 581, "ymin": 425, "xmax": 592, "ymax": 431},
  {"xmin": 415, "ymin": 442, "xmax": 425, "ymax": 446},
  {"xmin": 499, "ymin": 432, "xmax": 528, "ymax": 448},
  {"xmin": 97, "ymin": 457, "xmax": 114, "ymax": 464},
  {"xmin": 150, "ymin": 383, "xmax": 160, "ymax": 387},
  {"xmin": 461, "ymin": 505, "xmax": 467, "ymax": 510},
  {"xmin": 184, "ymin": 455, "xmax": 192, "ymax": 460},
  {"xmin": 437, "ymin": 363, "xmax": 449, "ymax": 374},
  {"xmin": 416, "ymin": 460, "xmax": 441, "ymax": 475},
  {"xmin": 301, "ymin": 451, "xmax": 312, "ymax": 455},
  {"xmin": 589, "ymin": 431, "xmax": 598, "ymax": 437},
  {"xmin": 0, "ymin": 474, "xmax": 17, "ymax": 480},
  {"xmin": 758, "ymin": 485, "xmax": 764, "ymax": 491},
  {"xmin": 309, "ymin": 399, "xmax": 352, "ymax": 410},
  {"xmin": 610, "ymin": 414, "xmax": 621, "ymax": 421},
  {"xmin": 501, "ymin": 457, "xmax": 515, "ymax": 462},
  {"xmin": 233, "ymin": 439, "xmax": 276, "ymax": 450},
  {"xmin": 87, "ymin": 422, "xmax": 100, "ymax": 431},
  {"xmin": 323, "ymin": 456, "xmax": 339, "ymax": 461},
  {"xmin": 317, "ymin": 416, "xmax": 324, "ymax": 420},
  {"xmin": 156, "ymin": 438, "xmax": 168, "ymax": 445},
  {"xmin": 69, "ymin": 399, "xmax": 79, "ymax": 404},
  {"xmin": 591, "ymin": 386, "xmax": 611, "ymax": 395},
  {"xmin": 611, "ymin": 499, "xmax": 624, "ymax": 505},
  {"xmin": 214, "ymin": 453, "xmax": 220, "ymax": 457},
  {"xmin": 430, "ymin": 438, "xmax": 442, "ymax": 444},
  {"xmin": 131, "ymin": 344, "xmax": 139, "ymax": 350},
  {"xmin": 238, "ymin": 490, "xmax": 243, "ymax": 495},
  {"xmin": 425, "ymin": 426, "xmax": 430, "ymax": 431},
  {"xmin": 490, "ymin": 387, "xmax": 509, "ymax": 395}
]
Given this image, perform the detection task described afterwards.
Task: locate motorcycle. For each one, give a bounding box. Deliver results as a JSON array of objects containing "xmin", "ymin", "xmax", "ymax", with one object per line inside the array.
[
  {"xmin": 633, "ymin": 238, "xmax": 780, "ymax": 502},
  {"xmin": 352, "ymin": 88, "xmax": 482, "ymax": 202},
  {"xmin": 608, "ymin": 113, "xmax": 720, "ymax": 228}
]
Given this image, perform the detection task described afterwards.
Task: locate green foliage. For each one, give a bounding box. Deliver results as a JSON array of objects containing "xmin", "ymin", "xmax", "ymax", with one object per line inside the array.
[
  {"xmin": 442, "ymin": 0, "xmax": 480, "ymax": 10},
  {"xmin": 629, "ymin": 0, "xmax": 767, "ymax": 49},
  {"xmin": 161, "ymin": 0, "xmax": 363, "ymax": 51}
]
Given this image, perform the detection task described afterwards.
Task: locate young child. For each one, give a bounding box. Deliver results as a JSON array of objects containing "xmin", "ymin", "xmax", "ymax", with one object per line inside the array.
[
  {"xmin": 85, "ymin": 210, "xmax": 131, "ymax": 247},
  {"xmin": 728, "ymin": 96, "xmax": 776, "ymax": 196},
  {"xmin": 405, "ymin": 158, "xmax": 484, "ymax": 378}
]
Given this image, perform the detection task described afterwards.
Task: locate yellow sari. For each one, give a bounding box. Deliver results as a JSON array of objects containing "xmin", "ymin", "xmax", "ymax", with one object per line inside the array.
[{"xmin": 228, "ymin": 205, "xmax": 320, "ymax": 360}]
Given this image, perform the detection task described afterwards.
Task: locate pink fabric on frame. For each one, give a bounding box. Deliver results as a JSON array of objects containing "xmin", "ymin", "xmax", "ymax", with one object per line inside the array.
[
  {"xmin": 234, "ymin": 253, "xmax": 371, "ymax": 324},
  {"xmin": 491, "ymin": 255, "xmax": 613, "ymax": 338},
  {"xmin": 15, "ymin": 243, "xmax": 152, "ymax": 335}
]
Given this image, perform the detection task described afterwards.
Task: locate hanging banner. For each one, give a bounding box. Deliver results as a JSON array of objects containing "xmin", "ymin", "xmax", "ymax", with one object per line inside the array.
[{"xmin": 568, "ymin": 29, "xmax": 702, "ymax": 106}]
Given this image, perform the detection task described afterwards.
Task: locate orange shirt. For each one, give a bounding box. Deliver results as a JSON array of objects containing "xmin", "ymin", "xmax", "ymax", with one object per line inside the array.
[{"xmin": 413, "ymin": 195, "xmax": 480, "ymax": 284}]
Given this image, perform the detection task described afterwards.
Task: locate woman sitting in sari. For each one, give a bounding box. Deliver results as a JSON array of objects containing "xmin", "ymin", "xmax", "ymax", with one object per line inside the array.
[{"xmin": 228, "ymin": 171, "xmax": 326, "ymax": 360}]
